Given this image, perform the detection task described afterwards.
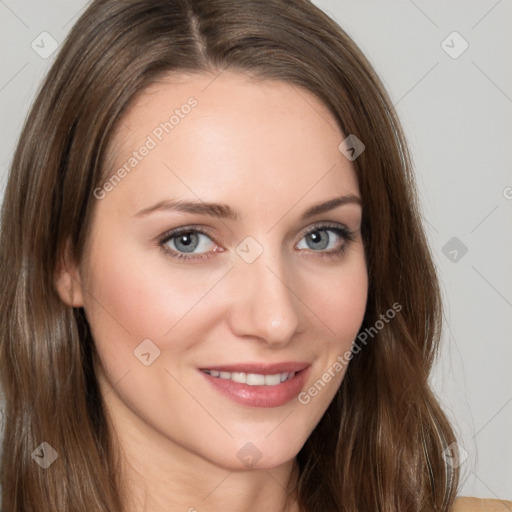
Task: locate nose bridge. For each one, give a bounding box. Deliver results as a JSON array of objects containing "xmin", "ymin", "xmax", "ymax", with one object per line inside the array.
[{"xmin": 228, "ymin": 243, "xmax": 301, "ymax": 345}]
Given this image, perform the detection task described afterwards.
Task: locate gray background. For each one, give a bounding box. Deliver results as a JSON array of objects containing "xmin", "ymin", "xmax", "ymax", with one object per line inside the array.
[{"xmin": 1, "ymin": 0, "xmax": 511, "ymax": 500}]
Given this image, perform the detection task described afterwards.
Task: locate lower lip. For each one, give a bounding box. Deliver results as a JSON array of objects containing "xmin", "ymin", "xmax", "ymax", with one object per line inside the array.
[{"xmin": 199, "ymin": 367, "xmax": 311, "ymax": 408}]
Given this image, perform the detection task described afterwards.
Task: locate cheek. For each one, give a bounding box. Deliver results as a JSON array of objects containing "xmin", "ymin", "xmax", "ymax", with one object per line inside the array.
[
  {"xmin": 80, "ymin": 237, "xmax": 230, "ymax": 372},
  {"xmin": 83, "ymin": 236, "xmax": 368, "ymax": 355},
  {"xmin": 310, "ymin": 255, "xmax": 368, "ymax": 340},
  {"xmin": 306, "ymin": 253, "xmax": 368, "ymax": 398},
  {"xmin": 84, "ymin": 240, "xmax": 203, "ymax": 330},
  {"xmin": 78, "ymin": 232, "xmax": 368, "ymax": 469},
  {"xmin": 294, "ymin": 258, "xmax": 367, "ymax": 418}
]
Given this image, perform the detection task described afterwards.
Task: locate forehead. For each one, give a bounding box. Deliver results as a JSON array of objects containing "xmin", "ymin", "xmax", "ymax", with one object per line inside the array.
[{"xmin": 101, "ymin": 71, "xmax": 359, "ymax": 219}]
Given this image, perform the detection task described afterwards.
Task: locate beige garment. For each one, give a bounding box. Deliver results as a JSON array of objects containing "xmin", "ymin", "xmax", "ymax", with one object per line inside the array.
[{"xmin": 453, "ymin": 498, "xmax": 512, "ymax": 511}]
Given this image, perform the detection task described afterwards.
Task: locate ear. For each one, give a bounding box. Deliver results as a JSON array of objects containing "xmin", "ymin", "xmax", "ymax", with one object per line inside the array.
[{"xmin": 54, "ymin": 237, "xmax": 85, "ymax": 308}]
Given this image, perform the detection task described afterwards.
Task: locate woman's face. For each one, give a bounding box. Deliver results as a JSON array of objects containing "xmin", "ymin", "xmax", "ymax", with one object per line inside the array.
[{"xmin": 64, "ymin": 71, "xmax": 368, "ymax": 471}]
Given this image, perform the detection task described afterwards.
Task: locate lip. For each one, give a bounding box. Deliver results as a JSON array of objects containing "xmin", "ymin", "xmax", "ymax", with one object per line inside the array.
[
  {"xmin": 198, "ymin": 362, "xmax": 310, "ymax": 375},
  {"xmin": 198, "ymin": 363, "xmax": 311, "ymax": 408}
]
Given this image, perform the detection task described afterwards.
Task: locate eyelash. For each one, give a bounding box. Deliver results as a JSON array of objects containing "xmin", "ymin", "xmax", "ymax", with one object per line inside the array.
[{"xmin": 157, "ymin": 222, "xmax": 356, "ymax": 263}]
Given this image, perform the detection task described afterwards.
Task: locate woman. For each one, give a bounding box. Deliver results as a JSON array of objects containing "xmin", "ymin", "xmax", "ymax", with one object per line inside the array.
[{"xmin": 0, "ymin": 0, "xmax": 509, "ymax": 510}]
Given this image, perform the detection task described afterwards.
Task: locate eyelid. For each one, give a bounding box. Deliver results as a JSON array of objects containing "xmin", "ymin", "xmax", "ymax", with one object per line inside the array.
[
  {"xmin": 157, "ymin": 221, "xmax": 353, "ymax": 245},
  {"xmin": 157, "ymin": 224, "xmax": 220, "ymax": 245},
  {"xmin": 301, "ymin": 221, "xmax": 354, "ymax": 240},
  {"xmin": 157, "ymin": 221, "xmax": 356, "ymax": 262},
  {"xmin": 157, "ymin": 224, "xmax": 222, "ymax": 260}
]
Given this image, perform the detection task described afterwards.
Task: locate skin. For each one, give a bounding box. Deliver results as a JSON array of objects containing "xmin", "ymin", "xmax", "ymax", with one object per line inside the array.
[{"xmin": 55, "ymin": 71, "xmax": 368, "ymax": 512}]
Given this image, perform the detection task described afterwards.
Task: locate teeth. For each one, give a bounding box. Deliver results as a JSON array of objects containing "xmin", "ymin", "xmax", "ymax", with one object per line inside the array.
[
  {"xmin": 264, "ymin": 374, "xmax": 281, "ymax": 386},
  {"xmin": 203, "ymin": 370, "xmax": 296, "ymax": 386},
  {"xmin": 231, "ymin": 372, "xmax": 246, "ymax": 384},
  {"xmin": 246, "ymin": 373, "xmax": 265, "ymax": 385}
]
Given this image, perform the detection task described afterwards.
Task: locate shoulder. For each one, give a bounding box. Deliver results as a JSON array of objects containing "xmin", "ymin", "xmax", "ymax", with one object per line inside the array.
[{"xmin": 453, "ymin": 498, "xmax": 512, "ymax": 511}]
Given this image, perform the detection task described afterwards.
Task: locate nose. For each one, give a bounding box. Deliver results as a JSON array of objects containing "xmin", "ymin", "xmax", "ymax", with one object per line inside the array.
[{"xmin": 226, "ymin": 248, "xmax": 302, "ymax": 347}]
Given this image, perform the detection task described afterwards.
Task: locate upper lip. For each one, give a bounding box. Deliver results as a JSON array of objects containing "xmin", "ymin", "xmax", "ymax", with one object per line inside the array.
[{"xmin": 199, "ymin": 362, "xmax": 310, "ymax": 375}]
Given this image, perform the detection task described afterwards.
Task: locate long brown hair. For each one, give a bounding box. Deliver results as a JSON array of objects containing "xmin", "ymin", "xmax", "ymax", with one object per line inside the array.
[{"xmin": 0, "ymin": 0, "xmax": 459, "ymax": 510}]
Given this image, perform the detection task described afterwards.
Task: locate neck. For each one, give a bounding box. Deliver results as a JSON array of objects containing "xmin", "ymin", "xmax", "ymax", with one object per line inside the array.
[
  {"xmin": 100, "ymin": 376, "xmax": 301, "ymax": 512},
  {"xmin": 119, "ymin": 430, "xmax": 301, "ymax": 512}
]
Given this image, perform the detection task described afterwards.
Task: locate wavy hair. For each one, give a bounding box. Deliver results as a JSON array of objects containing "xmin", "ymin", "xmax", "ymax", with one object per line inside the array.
[{"xmin": 0, "ymin": 0, "xmax": 459, "ymax": 510}]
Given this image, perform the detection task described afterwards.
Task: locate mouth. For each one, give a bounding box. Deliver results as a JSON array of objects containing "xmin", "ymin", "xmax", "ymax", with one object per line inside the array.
[
  {"xmin": 198, "ymin": 362, "xmax": 311, "ymax": 408},
  {"xmin": 200, "ymin": 369, "xmax": 297, "ymax": 386}
]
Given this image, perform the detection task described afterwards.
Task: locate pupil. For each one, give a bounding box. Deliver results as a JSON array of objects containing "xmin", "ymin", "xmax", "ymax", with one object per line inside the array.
[
  {"xmin": 175, "ymin": 232, "xmax": 198, "ymax": 252},
  {"xmin": 308, "ymin": 230, "xmax": 328, "ymax": 250}
]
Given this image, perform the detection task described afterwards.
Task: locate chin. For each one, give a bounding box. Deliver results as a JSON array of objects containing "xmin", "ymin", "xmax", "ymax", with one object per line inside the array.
[{"xmin": 205, "ymin": 435, "xmax": 305, "ymax": 472}]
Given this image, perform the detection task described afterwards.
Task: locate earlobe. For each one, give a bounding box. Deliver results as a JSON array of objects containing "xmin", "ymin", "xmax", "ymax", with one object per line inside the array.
[{"xmin": 54, "ymin": 237, "xmax": 84, "ymax": 308}]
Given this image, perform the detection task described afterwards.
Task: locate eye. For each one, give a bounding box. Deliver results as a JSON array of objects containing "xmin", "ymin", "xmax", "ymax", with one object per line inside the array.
[
  {"xmin": 158, "ymin": 223, "xmax": 355, "ymax": 263},
  {"xmin": 159, "ymin": 227, "xmax": 221, "ymax": 262},
  {"xmin": 166, "ymin": 231, "xmax": 213, "ymax": 253},
  {"xmin": 296, "ymin": 223, "xmax": 354, "ymax": 258}
]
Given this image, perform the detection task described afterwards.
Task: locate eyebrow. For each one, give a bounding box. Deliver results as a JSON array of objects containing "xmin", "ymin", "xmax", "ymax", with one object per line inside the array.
[{"xmin": 133, "ymin": 194, "xmax": 362, "ymax": 221}]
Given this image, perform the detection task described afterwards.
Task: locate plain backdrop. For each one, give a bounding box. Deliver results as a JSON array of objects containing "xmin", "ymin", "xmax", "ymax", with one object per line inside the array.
[{"xmin": 0, "ymin": 0, "xmax": 511, "ymax": 501}]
